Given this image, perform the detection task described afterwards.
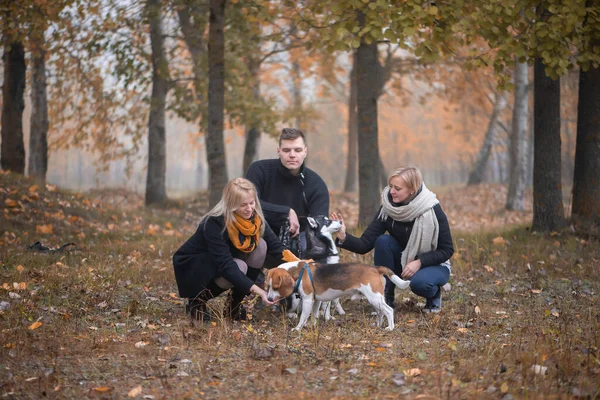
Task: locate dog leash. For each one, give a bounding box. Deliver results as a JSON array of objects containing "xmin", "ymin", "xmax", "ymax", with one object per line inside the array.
[{"xmin": 293, "ymin": 262, "xmax": 316, "ymax": 299}]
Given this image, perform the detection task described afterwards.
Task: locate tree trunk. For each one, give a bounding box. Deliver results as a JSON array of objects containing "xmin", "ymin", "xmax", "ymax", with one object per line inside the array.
[
  {"xmin": 28, "ymin": 36, "xmax": 48, "ymax": 184},
  {"xmin": 291, "ymin": 60, "xmax": 304, "ymax": 131},
  {"xmin": 506, "ymin": 60, "xmax": 529, "ymax": 211},
  {"xmin": 343, "ymin": 50, "xmax": 358, "ymax": 193},
  {"xmin": 532, "ymin": 58, "xmax": 565, "ymax": 231},
  {"xmin": 178, "ymin": 5, "xmax": 208, "ymax": 192},
  {"xmin": 145, "ymin": 0, "xmax": 169, "ymax": 206},
  {"xmin": 356, "ymin": 33, "xmax": 381, "ymax": 225},
  {"xmin": 378, "ymin": 153, "xmax": 387, "ymax": 190},
  {"xmin": 571, "ymin": 65, "xmax": 600, "ymax": 223},
  {"xmin": 1, "ymin": 40, "xmax": 26, "ymax": 174},
  {"xmin": 243, "ymin": 59, "xmax": 261, "ymax": 173},
  {"xmin": 207, "ymin": 0, "xmax": 228, "ymax": 207},
  {"xmin": 467, "ymin": 92, "xmax": 507, "ymax": 185}
]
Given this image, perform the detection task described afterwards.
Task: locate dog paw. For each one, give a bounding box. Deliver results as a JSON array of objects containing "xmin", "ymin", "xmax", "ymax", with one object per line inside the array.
[{"xmin": 286, "ymin": 313, "xmax": 298, "ymax": 319}]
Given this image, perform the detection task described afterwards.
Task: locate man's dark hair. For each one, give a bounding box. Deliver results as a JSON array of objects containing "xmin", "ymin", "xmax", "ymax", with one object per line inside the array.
[{"xmin": 279, "ymin": 128, "xmax": 306, "ymax": 146}]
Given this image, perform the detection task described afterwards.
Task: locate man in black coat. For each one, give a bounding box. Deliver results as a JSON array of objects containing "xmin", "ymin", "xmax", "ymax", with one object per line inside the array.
[{"xmin": 245, "ymin": 128, "xmax": 330, "ymax": 258}]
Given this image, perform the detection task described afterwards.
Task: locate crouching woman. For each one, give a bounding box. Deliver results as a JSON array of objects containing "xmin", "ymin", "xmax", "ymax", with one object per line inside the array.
[
  {"xmin": 173, "ymin": 178, "xmax": 285, "ymax": 321},
  {"xmin": 332, "ymin": 166, "xmax": 453, "ymax": 313}
]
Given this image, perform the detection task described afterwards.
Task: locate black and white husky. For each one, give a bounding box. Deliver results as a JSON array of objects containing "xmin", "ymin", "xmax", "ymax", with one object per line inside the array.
[{"xmin": 285, "ymin": 215, "xmax": 345, "ymax": 320}]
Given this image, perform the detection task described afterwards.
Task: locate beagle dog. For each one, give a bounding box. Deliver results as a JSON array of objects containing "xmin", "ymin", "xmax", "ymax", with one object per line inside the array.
[{"xmin": 266, "ymin": 261, "xmax": 410, "ymax": 331}]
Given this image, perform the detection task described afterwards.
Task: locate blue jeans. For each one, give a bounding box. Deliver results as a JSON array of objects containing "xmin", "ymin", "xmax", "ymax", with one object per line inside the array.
[{"xmin": 374, "ymin": 234, "xmax": 450, "ymax": 300}]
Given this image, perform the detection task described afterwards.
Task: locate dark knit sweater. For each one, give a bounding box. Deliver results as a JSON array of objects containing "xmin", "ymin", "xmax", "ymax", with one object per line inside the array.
[
  {"xmin": 338, "ymin": 203, "xmax": 454, "ymax": 268},
  {"xmin": 245, "ymin": 159, "xmax": 330, "ymax": 235}
]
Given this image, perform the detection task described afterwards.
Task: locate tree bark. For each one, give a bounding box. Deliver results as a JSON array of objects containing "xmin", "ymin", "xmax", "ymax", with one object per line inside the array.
[
  {"xmin": 28, "ymin": 36, "xmax": 48, "ymax": 184},
  {"xmin": 207, "ymin": 0, "xmax": 228, "ymax": 207},
  {"xmin": 1, "ymin": 40, "xmax": 26, "ymax": 174},
  {"xmin": 467, "ymin": 92, "xmax": 507, "ymax": 185},
  {"xmin": 356, "ymin": 31, "xmax": 381, "ymax": 225},
  {"xmin": 343, "ymin": 50, "xmax": 358, "ymax": 193},
  {"xmin": 145, "ymin": 0, "xmax": 169, "ymax": 206},
  {"xmin": 532, "ymin": 58, "xmax": 565, "ymax": 231},
  {"xmin": 506, "ymin": 60, "xmax": 529, "ymax": 211},
  {"xmin": 178, "ymin": 4, "xmax": 208, "ymax": 191},
  {"xmin": 243, "ymin": 58, "xmax": 261, "ymax": 173},
  {"xmin": 571, "ymin": 65, "xmax": 600, "ymax": 223}
]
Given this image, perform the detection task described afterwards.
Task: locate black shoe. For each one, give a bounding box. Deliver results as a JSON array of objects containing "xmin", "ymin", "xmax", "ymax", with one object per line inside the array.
[
  {"xmin": 186, "ymin": 298, "xmax": 211, "ymax": 322},
  {"xmin": 225, "ymin": 290, "xmax": 247, "ymax": 321}
]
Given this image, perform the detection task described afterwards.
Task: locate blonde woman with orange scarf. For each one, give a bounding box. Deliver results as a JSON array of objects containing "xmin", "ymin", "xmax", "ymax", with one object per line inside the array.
[{"xmin": 173, "ymin": 178, "xmax": 286, "ymax": 322}]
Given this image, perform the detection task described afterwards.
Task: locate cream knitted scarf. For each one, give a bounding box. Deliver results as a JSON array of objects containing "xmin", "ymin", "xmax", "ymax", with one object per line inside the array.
[{"xmin": 378, "ymin": 183, "xmax": 443, "ymax": 268}]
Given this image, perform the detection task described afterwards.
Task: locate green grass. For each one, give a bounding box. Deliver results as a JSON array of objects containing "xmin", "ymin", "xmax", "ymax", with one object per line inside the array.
[{"xmin": 1, "ymin": 171, "xmax": 599, "ymax": 399}]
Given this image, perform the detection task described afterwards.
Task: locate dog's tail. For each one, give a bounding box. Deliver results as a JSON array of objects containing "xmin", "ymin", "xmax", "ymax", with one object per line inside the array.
[{"xmin": 377, "ymin": 267, "xmax": 411, "ymax": 290}]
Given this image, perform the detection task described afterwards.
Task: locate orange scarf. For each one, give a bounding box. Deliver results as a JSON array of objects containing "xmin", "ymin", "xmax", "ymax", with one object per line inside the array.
[{"xmin": 227, "ymin": 213, "xmax": 263, "ymax": 253}]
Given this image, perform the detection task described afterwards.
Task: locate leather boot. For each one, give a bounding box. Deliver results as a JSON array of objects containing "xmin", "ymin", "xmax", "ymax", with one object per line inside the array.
[
  {"xmin": 225, "ymin": 290, "xmax": 248, "ymax": 321},
  {"xmin": 187, "ymin": 283, "xmax": 225, "ymax": 322}
]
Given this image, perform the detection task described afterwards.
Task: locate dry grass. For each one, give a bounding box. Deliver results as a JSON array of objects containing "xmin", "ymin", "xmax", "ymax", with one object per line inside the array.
[{"xmin": 1, "ymin": 171, "xmax": 599, "ymax": 399}]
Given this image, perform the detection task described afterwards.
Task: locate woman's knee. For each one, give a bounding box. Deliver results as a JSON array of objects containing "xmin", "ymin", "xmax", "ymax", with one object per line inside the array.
[
  {"xmin": 215, "ymin": 259, "xmax": 248, "ymax": 289},
  {"xmin": 246, "ymin": 239, "xmax": 267, "ymax": 269},
  {"xmin": 374, "ymin": 235, "xmax": 398, "ymax": 253},
  {"xmin": 410, "ymin": 275, "xmax": 436, "ymax": 297}
]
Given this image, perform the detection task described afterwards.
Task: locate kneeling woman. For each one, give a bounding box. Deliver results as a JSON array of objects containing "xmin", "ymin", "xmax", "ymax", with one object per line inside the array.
[
  {"xmin": 332, "ymin": 166, "xmax": 453, "ymax": 313},
  {"xmin": 173, "ymin": 178, "xmax": 285, "ymax": 321}
]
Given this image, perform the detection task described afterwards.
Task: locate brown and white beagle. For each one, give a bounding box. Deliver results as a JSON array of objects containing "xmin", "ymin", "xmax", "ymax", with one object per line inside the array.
[{"xmin": 266, "ymin": 261, "xmax": 410, "ymax": 331}]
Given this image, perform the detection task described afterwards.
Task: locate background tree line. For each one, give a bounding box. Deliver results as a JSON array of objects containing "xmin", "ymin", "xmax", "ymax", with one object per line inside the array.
[{"xmin": 1, "ymin": 0, "xmax": 599, "ymax": 232}]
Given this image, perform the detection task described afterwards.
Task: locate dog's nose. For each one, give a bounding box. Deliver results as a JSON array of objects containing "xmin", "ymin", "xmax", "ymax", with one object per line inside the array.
[{"xmin": 267, "ymin": 296, "xmax": 274, "ymax": 302}]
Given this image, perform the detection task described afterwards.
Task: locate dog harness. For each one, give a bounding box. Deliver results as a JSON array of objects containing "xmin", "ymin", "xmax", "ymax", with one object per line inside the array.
[{"xmin": 293, "ymin": 262, "xmax": 316, "ymax": 299}]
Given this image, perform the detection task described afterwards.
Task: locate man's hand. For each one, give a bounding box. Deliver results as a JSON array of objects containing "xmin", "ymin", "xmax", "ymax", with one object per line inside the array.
[
  {"xmin": 401, "ymin": 259, "xmax": 422, "ymax": 279},
  {"xmin": 330, "ymin": 212, "xmax": 346, "ymax": 242},
  {"xmin": 288, "ymin": 208, "xmax": 300, "ymax": 237}
]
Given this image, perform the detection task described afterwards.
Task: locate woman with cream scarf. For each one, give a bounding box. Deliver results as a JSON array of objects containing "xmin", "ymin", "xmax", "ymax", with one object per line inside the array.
[
  {"xmin": 173, "ymin": 178, "xmax": 286, "ymax": 321},
  {"xmin": 333, "ymin": 166, "xmax": 453, "ymax": 313}
]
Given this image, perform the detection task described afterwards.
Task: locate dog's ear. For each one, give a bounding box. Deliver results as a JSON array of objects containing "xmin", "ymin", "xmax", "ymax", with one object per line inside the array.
[
  {"xmin": 307, "ymin": 216, "xmax": 318, "ymax": 230},
  {"xmin": 280, "ymin": 274, "xmax": 295, "ymax": 298}
]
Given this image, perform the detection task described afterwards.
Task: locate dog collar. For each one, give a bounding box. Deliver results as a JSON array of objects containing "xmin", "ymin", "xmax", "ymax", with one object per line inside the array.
[{"xmin": 293, "ymin": 262, "xmax": 316, "ymax": 298}]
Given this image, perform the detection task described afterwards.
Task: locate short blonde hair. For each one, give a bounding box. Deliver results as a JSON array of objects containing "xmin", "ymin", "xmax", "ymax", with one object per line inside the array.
[
  {"xmin": 389, "ymin": 166, "xmax": 423, "ymax": 193},
  {"xmin": 201, "ymin": 177, "xmax": 266, "ymax": 235}
]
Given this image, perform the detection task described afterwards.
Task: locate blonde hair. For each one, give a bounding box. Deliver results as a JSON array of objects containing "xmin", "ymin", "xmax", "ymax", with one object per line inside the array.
[
  {"xmin": 389, "ymin": 166, "xmax": 423, "ymax": 194},
  {"xmin": 201, "ymin": 177, "xmax": 266, "ymax": 235}
]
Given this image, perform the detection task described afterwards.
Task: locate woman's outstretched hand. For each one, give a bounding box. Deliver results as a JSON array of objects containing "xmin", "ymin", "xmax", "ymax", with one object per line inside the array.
[
  {"xmin": 250, "ymin": 284, "xmax": 275, "ymax": 306},
  {"xmin": 330, "ymin": 212, "xmax": 346, "ymax": 242}
]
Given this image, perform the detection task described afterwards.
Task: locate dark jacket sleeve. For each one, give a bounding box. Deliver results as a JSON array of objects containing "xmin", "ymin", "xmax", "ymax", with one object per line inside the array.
[
  {"xmin": 418, "ymin": 204, "xmax": 454, "ymax": 267},
  {"xmin": 246, "ymin": 161, "xmax": 291, "ymax": 216},
  {"xmin": 262, "ymin": 222, "xmax": 286, "ymax": 266},
  {"xmin": 305, "ymin": 171, "xmax": 330, "ymax": 217},
  {"xmin": 337, "ymin": 210, "xmax": 387, "ymax": 254},
  {"xmin": 204, "ymin": 218, "xmax": 255, "ymax": 293}
]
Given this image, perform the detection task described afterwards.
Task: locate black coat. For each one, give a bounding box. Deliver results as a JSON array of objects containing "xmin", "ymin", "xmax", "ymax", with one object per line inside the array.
[
  {"xmin": 173, "ymin": 215, "xmax": 285, "ymax": 298},
  {"xmin": 338, "ymin": 203, "xmax": 454, "ymax": 268},
  {"xmin": 245, "ymin": 159, "xmax": 329, "ymax": 235}
]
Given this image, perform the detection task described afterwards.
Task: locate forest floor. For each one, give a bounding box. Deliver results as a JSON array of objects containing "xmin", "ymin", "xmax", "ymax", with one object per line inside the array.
[{"xmin": 0, "ymin": 170, "xmax": 599, "ymax": 399}]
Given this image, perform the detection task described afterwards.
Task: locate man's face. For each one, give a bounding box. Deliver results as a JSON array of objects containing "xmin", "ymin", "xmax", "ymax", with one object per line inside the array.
[{"xmin": 277, "ymin": 137, "xmax": 307, "ymax": 174}]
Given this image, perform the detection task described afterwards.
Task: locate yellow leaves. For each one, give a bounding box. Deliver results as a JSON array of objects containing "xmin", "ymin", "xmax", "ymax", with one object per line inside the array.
[
  {"xmin": 147, "ymin": 224, "xmax": 160, "ymax": 235},
  {"xmin": 475, "ymin": 305, "xmax": 481, "ymax": 315},
  {"xmin": 500, "ymin": 382, "xmax": 509, "ymax": 393},
  {"xmin": 29, "ymin": 321, "xmax": 43, "ymax": 330},
  {"xmin": 5, "ymin": 198, "xmax": 19, "ymax": 207},
  {"xmin": 36, "ymin": 224, "xmax": 53, "ymax": 234},
  {"xmin": 127, "ymin": 385, "xmax": 142, "ymax": 397},
  {"xmin": 492, "ymin": 236, "xmax": 507, "ymax": 246},
  {"xmin": 530, "ymin": 289, "xmax": 542, "ymax": 294},
  {"xmin": 483, "ymin": 265, "xmax": 494, "ymax": 273},
  {"xmin": 16, "ymin": 265, "xmax": 24, "ymax": 273},
  {"xmin": 403, "ymin": 368, "xmax": 422, "ymax": 377},
  {"xmin": 428, "ymin": 5, "xmax": 439, "ymax": 15},
  {"xmin": 93, "ymin": 387, "xmax": 111, "ymax": 393}
]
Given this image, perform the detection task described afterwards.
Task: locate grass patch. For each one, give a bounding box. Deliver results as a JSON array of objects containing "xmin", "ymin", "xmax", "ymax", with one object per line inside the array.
[{"xmin": 1, "ymin": 171, "xmax": 599, "ymax": 398}]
